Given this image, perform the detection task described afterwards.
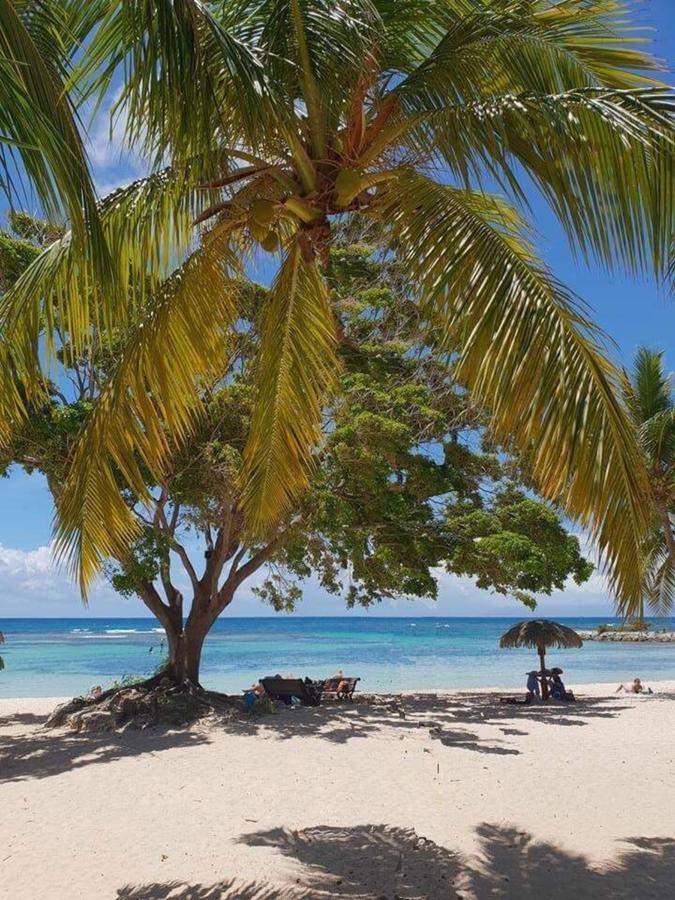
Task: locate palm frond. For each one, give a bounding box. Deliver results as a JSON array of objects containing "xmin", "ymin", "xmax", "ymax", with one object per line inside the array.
[
  {"xmin": 628, "ymin": 347, "xmax": 673, "ymax": 422},
  {"xmin": 54, "ymin": 225, "xmax": 241, "ymax": 593},
  {"xmin": 0, "ymin": 168, "xmax": 203, "ymax": 402},
  {"xmin": 395, "ymin": 0, "xmax": 663, "ymax": 109},
  {"xmin": 240, "ymin": 237, "xmax": 339, "ymax": 535},
  {"xmin": 410, "ymin": 88, "xmax": 675, "ymax": 277},
  {"xmin": 75, "ymin": 0, "xmax": 270, "ymax": 166},
  {"xmin": 0, "ymin": 0, "xmax": 109, "ymax": 277},
  {"xmin": 641, "ymin": 529, "xmax": 675, "ymax": 617},
  {"xmin": 382, "ymin": 171, "xmax": 650, "ymax": 607}
]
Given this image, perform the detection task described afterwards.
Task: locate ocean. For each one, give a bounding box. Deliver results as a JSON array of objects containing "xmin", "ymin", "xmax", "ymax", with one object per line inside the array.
[{"xmin": 1, "ymin": 616, "xmax": 674, "ymax": 699}]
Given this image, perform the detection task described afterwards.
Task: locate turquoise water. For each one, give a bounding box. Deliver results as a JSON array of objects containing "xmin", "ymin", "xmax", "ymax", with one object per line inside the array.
[{"xmin": 1, "ymin": 616, "xmax": 674, "ymax": 698}]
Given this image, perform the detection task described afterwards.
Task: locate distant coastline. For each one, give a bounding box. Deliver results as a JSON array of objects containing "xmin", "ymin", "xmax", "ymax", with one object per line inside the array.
[{"xmin": 576, "ymin": 629, "xmax": 675, "ymax": 643}]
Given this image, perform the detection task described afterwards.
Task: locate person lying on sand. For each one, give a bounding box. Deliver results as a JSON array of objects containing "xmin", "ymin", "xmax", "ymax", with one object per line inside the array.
[{"xmin": 616, "ymin": 678, "xmax": 653, "ymax": 694}]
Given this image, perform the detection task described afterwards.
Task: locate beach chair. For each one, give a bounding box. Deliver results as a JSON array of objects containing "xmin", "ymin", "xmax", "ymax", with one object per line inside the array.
[
  {"xmin": 260, "ymin": 677, "xmax": 324, "ymax": 707},
  {"xmin": 322, "ymin": 676, "xmax": 360, "ymax": 701}
]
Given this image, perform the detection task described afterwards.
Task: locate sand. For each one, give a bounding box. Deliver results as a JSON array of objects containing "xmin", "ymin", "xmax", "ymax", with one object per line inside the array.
[{"xmin": 1, "ymin": 681, "xmax": 674, "ymax": 899}]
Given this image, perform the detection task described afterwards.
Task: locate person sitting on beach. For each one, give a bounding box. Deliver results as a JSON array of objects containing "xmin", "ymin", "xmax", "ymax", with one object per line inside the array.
[
  {"xmin": 333, "ymin": 669, "xmax": 350, "ymax": 698},
  {"xmin": 616, "ymin": 677, "xmax": 653, "ymax": 694},
  {"xmin": 243, "ymin": 681, "xmax": 266, "ymax": 709},
  {"xmin": 526, "ymin": 670, "xmax": 541, "ymax": 701},
  {"xmin": 548, "ymin": 669, "xmax": 575, "ymax": 701}
]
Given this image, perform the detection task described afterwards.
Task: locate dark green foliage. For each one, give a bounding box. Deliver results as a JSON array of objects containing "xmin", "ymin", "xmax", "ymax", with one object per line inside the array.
[
  {"xmin": 3, "ymin": 233, "xmax": 591, "ymax": 615},
  {"xmin": 0, "ymin": 230, "xmax": 40, "ymax": 292},
  {"xmin": 0, "ymin": 212, "xmax": 64, "ymax": 292},
  {"xmin": 249, "ymin": 246, "xmax": 593, "ymax": 610},
  {"xmin": 447, "ymin": 487, "xmax": 594, "ymax": 610}
]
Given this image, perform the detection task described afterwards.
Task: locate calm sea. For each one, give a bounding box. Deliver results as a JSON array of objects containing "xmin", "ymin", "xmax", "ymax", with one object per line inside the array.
[{"xmin": 1, "ymin": 616, "xmax": 674, "ymax": 698}]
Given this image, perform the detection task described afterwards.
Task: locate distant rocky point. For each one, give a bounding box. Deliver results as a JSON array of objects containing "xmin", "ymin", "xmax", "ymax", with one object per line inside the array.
[{"xmin": 575, "ymin": 630, "xmax": 675, "ymax": 643}]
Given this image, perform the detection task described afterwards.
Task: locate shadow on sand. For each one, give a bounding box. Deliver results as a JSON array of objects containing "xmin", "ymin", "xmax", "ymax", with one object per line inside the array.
[
  {"xmin": 228, "ymin": 691, "xmax": 637, "ymax": 752},
  {"xmin": 0, "ymin": 690, "xmax": 645, "ymax": 783},
  {"xmin": 0, "ymin": 708, "xmax": 210, "ymax": 783},
  {"xmin": 117, "ymin": 822, "xmax": 675, "ymax": 899}
]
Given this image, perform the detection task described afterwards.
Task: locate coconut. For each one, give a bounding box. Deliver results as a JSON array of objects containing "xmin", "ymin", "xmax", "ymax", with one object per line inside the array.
[
  {"xmin": 249, "ymin": 220, "xmax": 269, "ymax": 242},
  {"xmin": 250, "ymin": 198, "xmax": 275, "ymax": 227},
  {"xmin": 335, "ymin": 168, "xmax": 362, "ymax": 207},
  {"xmin": 260, "ymin": 230, "xmax": 280, "ymax": 252}
]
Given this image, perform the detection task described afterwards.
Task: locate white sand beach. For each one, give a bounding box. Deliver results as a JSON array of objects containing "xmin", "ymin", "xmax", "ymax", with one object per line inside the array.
[{"xmin": 1, "ymin": 681, "xmax": 674, "ymax": 900}]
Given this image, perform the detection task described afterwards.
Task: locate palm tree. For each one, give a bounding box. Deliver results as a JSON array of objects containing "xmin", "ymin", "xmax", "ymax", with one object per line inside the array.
[
  {"xmin": 624, "ymin": 348, "xmax": 675, "ymax": 617},
  {"xmin": 1, "ymin": 0, "xmax": 673, "ymax": 611},
  {"xmin": 0, "ymin": 0, "xmax": 108, "ymax": 272}
]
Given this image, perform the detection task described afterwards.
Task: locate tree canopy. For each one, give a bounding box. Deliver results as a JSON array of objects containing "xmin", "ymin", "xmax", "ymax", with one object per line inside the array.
[
  {"xmin": 0, "ymin": 1, "xmax": 672, "ymax": 613},
  {"xmin": 1, "ymin": 218, "xmax": 592, "ymax": 681}
]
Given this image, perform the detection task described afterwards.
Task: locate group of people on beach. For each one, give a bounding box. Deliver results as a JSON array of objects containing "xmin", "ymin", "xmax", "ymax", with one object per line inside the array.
[
  {"xmin": 526, "ymin": 667, "xmax": 575, "ymax": 701},
  {"xmin": 523, "ymin": 671, "xmax": 654, "ymax": 701}
]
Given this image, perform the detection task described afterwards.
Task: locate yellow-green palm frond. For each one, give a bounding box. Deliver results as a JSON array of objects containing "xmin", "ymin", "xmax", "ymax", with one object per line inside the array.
[
  {"xmin": 0, "ymin": 0, "xmax": 110, "ymax": 278},
  {"xmin": 640, "ymin": 529, "xmax": 675, "ymax": 618},
  {"xmin": 240, "ymin": 237, "xmax": 339, "ymax": 535},
  {"xmin": 411, "ymin": 88, "xmax": 675, "ymax": 277},
  {"xmin": 54, "ymin": 226, "xmax": 241, "ymax": 594},
  {"xmin": 0, "ymin": 167, "xmax": 203, "ymax": 400},
  {"xmin": 76, "ymin": 0, "xmax": 270, "ymax": 166},
  {"xmin": 382, "ymin": 171, "xmax": 650, "ymax": 606},
  {"xmin": 395, "ymin": 0, "xmax": 663, "ymax": 106}
]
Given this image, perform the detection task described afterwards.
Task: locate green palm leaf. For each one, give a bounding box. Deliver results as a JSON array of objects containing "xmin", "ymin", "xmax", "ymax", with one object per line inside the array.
[
  {"xmin": 642, "ymin": 531, "xmax": 675, "ymax": 618},
  {"xmin": 76, "ymin": 0, "xmax": 269, "ymax": 166},
  {"xmin": 240, "ymin": 238, "xmax": 339, "ymax": 534},
  {"xmin": 54, "ymin": 226, "xmax": 241, "ymax": 592},
  {"xmin": 0, "ymin": 0, "xmax": 109, "ymax": 276},
  {"xmin": 395, "ymin": 0, "xmax": 663, "ymax": 106},
  {"xmin": 623, "ymin": 347, "xmax": 675, "ymax": 615},
  {"xmin": 1, "ymin": 0, "xmax": 672, "ymax": 607},
  {"xmin": 0, "ymin": 168, "xmax": 205, "ymax": 400},
  {"xmin": 382, "ymin": 171, "xmax": 650, "ymax": 604},
  {"xmin": 404, "ymin": 88, "xmax": 674, "ymax": 276}
]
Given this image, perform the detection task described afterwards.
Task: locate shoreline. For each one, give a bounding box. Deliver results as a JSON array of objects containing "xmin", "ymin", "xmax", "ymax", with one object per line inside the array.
[{"xmin": 2, "ymin": 677, "xmax": 674, "ymax": 705}]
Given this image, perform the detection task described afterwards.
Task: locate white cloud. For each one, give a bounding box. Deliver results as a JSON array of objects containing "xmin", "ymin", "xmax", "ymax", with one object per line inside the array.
[
  {"xmin": 85, "ymin": 92, "xmax": 147, "ymax": 198},
  {"xmin": 0, "ymin": 543, "xmax": 131, "ymax": 617},
  {"xmin": 0, "ymin": 538, "xmax": 616, "ymax": 620}
]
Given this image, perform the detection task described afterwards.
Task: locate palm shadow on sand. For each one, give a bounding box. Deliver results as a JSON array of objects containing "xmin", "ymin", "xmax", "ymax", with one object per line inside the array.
[
  {"xmin": 0, "ymin": 691, "xmax": 642, "ymax": 783},
  {"xmin": 117, "ymin": 822, "xmax": 675, "ymax": 899}
]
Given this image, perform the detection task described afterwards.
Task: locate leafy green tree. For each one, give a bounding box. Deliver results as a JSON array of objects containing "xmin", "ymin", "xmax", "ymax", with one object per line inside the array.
[
  {"xmin": 1, "ymin": 225, "xmax": 591, "ymax": 685},
  {"xmin": 447, "ymin": 487, "xmax": 593, "ymax": 610},
  {"xmin": 1, "ymin": 1, "xmax": 672, "ymax": 610},
  {"xmin": 623, "ymin": 348, "xmax": 675, "ymax": 617}
]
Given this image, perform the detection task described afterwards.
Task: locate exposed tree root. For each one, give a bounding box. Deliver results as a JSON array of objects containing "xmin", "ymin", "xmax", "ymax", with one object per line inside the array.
[{"xmin": 45, "ymin": 673, "xmax": 243, "ymax": 732}]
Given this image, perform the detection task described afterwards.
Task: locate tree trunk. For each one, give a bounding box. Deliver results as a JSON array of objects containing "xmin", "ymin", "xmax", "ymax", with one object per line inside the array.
[{"xmin": 162, "ymin": 602, "xmax": 212, "ymax": 688}]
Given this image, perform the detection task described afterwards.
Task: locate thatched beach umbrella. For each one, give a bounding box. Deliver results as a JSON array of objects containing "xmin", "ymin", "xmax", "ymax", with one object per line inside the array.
[{"xmin": 499, "ymin": 620, "xmax": 583, "ymax": 699}]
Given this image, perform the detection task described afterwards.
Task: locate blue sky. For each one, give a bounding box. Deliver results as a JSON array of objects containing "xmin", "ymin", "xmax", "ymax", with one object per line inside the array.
[{"xmin": 0, "ymin": 1, "xmax": 673, "ymax": 618}]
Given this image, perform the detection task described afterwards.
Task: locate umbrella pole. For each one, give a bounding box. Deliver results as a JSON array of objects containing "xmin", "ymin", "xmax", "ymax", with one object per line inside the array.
[{"xmin": 539, "ymin": 644, "xmax": 549, "ymax": 700}]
